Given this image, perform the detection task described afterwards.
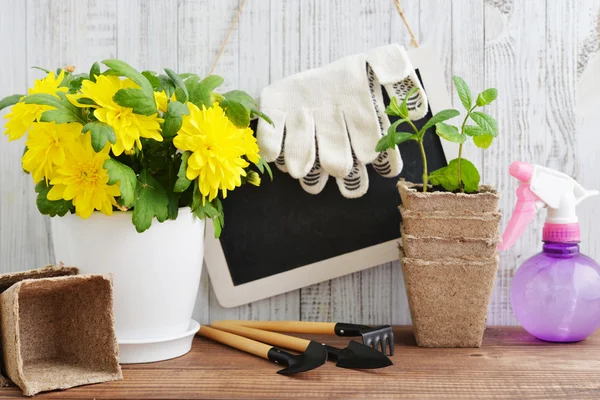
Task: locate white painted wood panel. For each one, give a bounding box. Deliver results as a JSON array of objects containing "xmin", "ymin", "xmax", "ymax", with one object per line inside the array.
[{"xmin": 0, "ymin": 0, "xmax": 598, "ymax": 325}]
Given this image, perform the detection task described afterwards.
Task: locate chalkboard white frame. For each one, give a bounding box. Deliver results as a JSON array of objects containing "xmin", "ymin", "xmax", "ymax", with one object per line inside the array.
[{"xmin": 204, "ymin": 46, "xmax": 457, "ymax": 308}]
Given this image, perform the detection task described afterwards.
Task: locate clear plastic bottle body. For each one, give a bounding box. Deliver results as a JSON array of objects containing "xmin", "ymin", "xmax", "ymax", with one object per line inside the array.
[{"xmin": 510, "ymin": 242, "xmax": 600, "ymax": 342}]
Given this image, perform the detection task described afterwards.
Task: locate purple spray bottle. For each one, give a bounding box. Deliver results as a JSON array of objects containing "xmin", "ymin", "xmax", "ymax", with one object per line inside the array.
[{"xmin": 499, "ymin": 161, "xmax": 600, "ymax": 342}]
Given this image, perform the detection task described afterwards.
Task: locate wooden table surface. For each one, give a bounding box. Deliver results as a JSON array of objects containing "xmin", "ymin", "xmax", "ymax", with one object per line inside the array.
[{"xmin": 1, "ymin": 326, "xmax": 599, "ymax": 399}]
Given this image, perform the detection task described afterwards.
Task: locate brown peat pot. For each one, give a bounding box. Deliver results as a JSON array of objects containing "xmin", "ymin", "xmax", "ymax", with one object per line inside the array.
[{"xmin": 397, "ymin": 180, "xmax": 501, "ymax": 348}]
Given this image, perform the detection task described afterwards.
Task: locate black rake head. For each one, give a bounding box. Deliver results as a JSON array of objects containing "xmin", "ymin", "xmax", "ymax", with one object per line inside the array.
[
  {"xmin": 361, "ymin": 326, "xmax": 395, "ymax": 356},
  {"xmin": 335, "ymin": 323, "xmax": 395, "ymax": 356}
]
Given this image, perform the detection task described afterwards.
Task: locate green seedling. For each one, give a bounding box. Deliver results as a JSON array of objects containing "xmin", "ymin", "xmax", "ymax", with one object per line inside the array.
[{"xmin": 376, "ymin": 76, "xmax": 498, "ymax": 193}]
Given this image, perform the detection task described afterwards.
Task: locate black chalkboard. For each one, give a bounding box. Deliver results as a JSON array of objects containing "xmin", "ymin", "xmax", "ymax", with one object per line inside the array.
[{"xmin": 219, "ymin": 71, "xmax": 447, "ymax": 286}]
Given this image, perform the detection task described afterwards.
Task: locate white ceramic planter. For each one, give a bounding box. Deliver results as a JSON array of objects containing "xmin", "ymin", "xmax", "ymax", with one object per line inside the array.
[{"xmin": 50, "ymin": 207, "xmax": 204, "ymax": 364}]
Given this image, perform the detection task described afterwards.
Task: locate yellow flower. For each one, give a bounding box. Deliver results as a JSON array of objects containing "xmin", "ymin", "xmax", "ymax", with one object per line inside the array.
[
  {"xmin": 4, "ymin": 71, "xmax": 68, "ymax": 141},
  {"xmin": 47, "ymin": 133, "xmax": 120, "ymax": 219},
  {"xmin": 22, "ymin": 121, "xmax": 82, "ymax": 183},
  {"xmin": 154, "ymin": 91, "xmax": 176, "ymax": 113},
  {"xmin": 67, "ymin": 75, "xmax": 163, "ymax": 156},
  {"xmin": 174, "ymin": 103, "xmax": 261, "ymax": 201}
]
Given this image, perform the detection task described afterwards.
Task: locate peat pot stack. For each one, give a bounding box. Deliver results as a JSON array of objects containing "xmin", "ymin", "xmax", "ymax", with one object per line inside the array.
[{"xmin": 398, "ymin": 180, "xmax": 501, "ymax": 348}]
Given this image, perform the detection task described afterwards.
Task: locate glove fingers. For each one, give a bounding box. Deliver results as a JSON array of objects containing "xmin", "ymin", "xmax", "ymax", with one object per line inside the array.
[
  {"xmin": 275, "ymin": 129, "xmax": 288, "ymax": 173},
  {"xmin": 373, "ymin": 149, "xmax": 402, "ymax": 177},
  {"xmin": 314, "ymin": 109, "xmax": 353, "ymax": 177},
  {"xmin": 300, "ymin": 138, "xmax": 329, "ymax": 195},
  {"xmin": 383, "ymin": 75, "xmax": 428, "ymax": 121},
  {"xmin": 367, "ymin": 64, "xmax": 403, "ymax": 178},
  {"xmin": 336, "ymin": 150, "xmax": 369, "ymax": 199},
  {"xmin": 343, "ymin": 105, "xmax": 381, "ymax": 165},
  {"xmin": 366, "ymin": 44, "xmax": 429, "ymax": 121},
  {"xmin": 284, "ymin": 110, "xmax": 316, "ymax": 179},
  {"xmin": 257, "ymin": 109, "xmax": 287, "ymax": 162}
]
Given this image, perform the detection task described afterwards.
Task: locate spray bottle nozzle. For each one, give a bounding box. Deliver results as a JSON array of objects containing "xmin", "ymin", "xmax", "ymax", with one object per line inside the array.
[{"xmin": 499, "ymin": 162, "xmax": 598, "ymax": 251}]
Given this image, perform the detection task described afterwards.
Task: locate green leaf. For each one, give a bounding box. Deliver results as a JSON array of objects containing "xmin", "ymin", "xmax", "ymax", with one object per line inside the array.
[
  {"xmin": 89, "ymin": 62, "xmax": 101, "ymax": 82},
  {"xmin": 189, "ymin": 182, "xmax": 224, "ymax": 238},
  {"xmin": 162, "ymin": 101, "xmax": 190, "ymax": 139},
  {"xmin": 0, "ymin": 94, "xmax": 23, "ymax": 111},
  {"xmin": 385, "ymin": 97, "xmax": 404, "ymax": 117},
  {"xmin": 179, "ymin": 73, "xmax": 200, "ymax": 79},
  {"xmin": 164, "ymin": 68, "xmax": 189, "ymax": 103},
  {"xmin": 473, "ymin": 134, "xmax": 494, "ymax": 149},
  {"xmin": 256, "ymin": 157, "xmax": 273, "ymax": 181},
  {"xmin": 174, "ymin": 151, "xmax": 193, "ymax": 192},
  {"xmin": 435, "ymin": 122, "xmax": 466, "ymax": 144},
  {"xmin": 223, "ymin": 90, "xmax": 257, "ymax": 110},
  {"xmin": 394, "ymin": 132, "xmax": 415, "ymax": 145},
  {"xmin": 101, "ymin": 59, "xmax": 154, "ymax": 98},
  {"xmin": 104, "ymin": 159, "xmax": 137, "ymax": 207},
  {"xmin": 200, "ymin": 75, "xmax": 224, "ymax": 91},
  {"xmin": 463, "ymin": 125, "xmax": 488, "ymax": 136},
  {"xmin": 67, "ymin": 73, "xmax": 88, "ymax": 93},
  {"xmin": 250, "ymin": 108, "xmax": 273, "ymax": 125},
  {"xmin": 113, "ymin": 88, "xmax": 158, "ymax": 115},
  {"xmin": 159, "ymin": 74, "xmax": 176, "ymax": 98},
  {"xmin": 419, "ymin": 109, "xmax": 460, "ymax": 135},
  {"xmin": 75, "ymin": 97, "xmax": 98, "ymax": 106},
  {"xmin": 470, "ymin": 111, "xmax": 498, "ymax": 137},
  {"xmin": 142, "ymin": 71, "xmax": 162, "ymax": 90},
  {"xmin": 186, "ymin": 75, "xmax": 225, "ymax": 108},
  {"xmin": 429, "ymin": 158, "xmax": 480, "ymax": 193},
  {"xmin": 167, "ymin": 191, "xmax": 179, "ymax": 220},
  {"xmin": 39, "ymin": 109, "xmax": 80, "ymax": 123},
  {"xmin": 132, "ymin": 169, "xmax": 170, "ymax": 233},
  {"xmin": 220, "ymin": 99, "xmax": 250, "ymax": 127},
  {"xmin": 82, "ymin": 121, "xmax": 116, "ymax": 152},
  {"xmin": 34, "ymin": 181, "xmax": 73, "ymax": 217},
  {"xmin": 23, "ymin": 93, "xmax": 83, "ymax": 123},
  {"xmin": 476, "ymin": 88, "xmax": 498, "ymax": 106},
  {"xmin": 376, "ymin": 135, "xmax": 391, "ymax": 152},
  {"xmin": 452, "ymin": 76, "xmax": 472, "ymax": 110},
  {"xmin": 23, "ymin": 93, "xmax": 72, "ymax": 110},
  {"xmin": 400, "ymin": 87, "xmax": 419, "ymax": 117}
]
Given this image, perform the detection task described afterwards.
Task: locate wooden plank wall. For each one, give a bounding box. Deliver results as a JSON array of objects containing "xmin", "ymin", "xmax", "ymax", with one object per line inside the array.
[{"xmin": 1, "ymin": 0, "xmax": 599, "ymax": 325}]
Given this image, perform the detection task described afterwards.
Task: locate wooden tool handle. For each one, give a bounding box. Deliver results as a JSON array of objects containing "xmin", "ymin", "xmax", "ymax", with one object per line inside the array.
[
  {"xmin": 212, "ymin": 321, "xmax": 311, "ymax": 352},
  {"xmin": 221, "ymin": 320, "xmax": 337, "ymax": 335},
  {"xmin": 197, "ymin": 325, "xmax": 272, "ymax": 359}
]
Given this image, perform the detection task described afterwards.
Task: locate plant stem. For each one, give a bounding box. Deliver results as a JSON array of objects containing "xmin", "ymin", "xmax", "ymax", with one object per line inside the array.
[
  {"xmin": 418, "ymin": 138, "xmax": 428, "ymax": 192},
  {"xmin": 405, "ymin": 118, "xmax": 428, "ymax": 192},
  {"xmin": 457, "ymin": 105, "xmax": 476, "ymax": 192}
]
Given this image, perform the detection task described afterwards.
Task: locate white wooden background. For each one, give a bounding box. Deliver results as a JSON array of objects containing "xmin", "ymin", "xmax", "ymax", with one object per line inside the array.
[{"xmin": 1, "ymin": 0, "xmax": 599, "ymax": 326}]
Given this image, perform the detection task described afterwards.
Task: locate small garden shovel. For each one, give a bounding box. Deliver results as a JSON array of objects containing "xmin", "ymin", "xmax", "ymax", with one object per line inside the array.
[
  {"xmin": 197, "ymin": 325, "xmax": 327, "ymax": 374},
  {"xmin": 211, "ymin": 321, "xmax": 392, "ymax": 369}
]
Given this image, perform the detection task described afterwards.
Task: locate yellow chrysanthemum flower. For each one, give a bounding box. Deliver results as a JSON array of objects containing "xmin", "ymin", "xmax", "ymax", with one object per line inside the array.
[
  {"xmin": 67, "ymin": 75, "xmax": 163, "ymax": 156},
  {"xmin": 154, "ymin": 91, "xmax": 176, "ymax": 113},
  {"xmin": 47, "ymin": 133, "xmax": 120, "ymax": 219},
  {"xmin": 4, "ymin": 71, "xmax": 68, "ymax": 141},
  {"xmin": 174, "ymin": 103, "xmax": 261, "ymax": 201},
  {"xmin": 22, "ymin": 121, "xmax": 82, "ymax": 183}
]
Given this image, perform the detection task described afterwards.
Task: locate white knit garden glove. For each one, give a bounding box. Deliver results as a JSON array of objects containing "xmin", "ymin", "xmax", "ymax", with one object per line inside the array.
[{"xmin": 257, "ymin": 44, "xmax": 427, "ymax": 198}]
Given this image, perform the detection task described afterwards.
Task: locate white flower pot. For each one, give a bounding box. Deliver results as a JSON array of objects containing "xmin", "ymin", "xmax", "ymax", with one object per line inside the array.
[{"xmin": 50, "ymin": 207, "xmax": 204, "ymax": 364}]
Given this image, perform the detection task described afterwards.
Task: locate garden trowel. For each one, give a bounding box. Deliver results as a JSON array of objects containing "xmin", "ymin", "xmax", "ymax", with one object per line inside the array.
[{"xmin": 197, "ymin": 325, "xmax": 327, "ymax": 374}]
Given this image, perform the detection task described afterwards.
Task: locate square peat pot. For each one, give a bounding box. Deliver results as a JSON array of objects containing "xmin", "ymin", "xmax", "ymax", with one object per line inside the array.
[{"xmin": 0, "ymin": 275, "xmax": 122, "ymax": 396}]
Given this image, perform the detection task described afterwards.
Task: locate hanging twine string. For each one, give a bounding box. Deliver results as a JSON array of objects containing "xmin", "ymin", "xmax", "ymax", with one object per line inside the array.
[
  {"xmin": 210, "ymin": 0, "xmax": 418, "ymax": 74},
  {"xmin": 393, "ymin": 0, "xmax": 419, "ymax": 48},
  {"xmin": 208, "ymin": 0, "xmax": 248, "ymax": 75}
]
